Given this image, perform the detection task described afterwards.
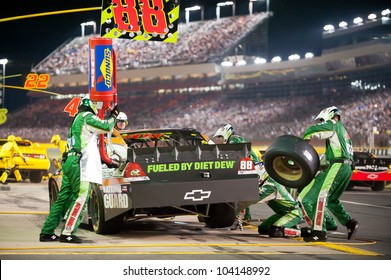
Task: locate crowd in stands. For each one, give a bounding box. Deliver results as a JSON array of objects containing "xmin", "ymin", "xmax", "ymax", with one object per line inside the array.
[
  {"xmin": 1, "ymin": 89, "xmax": 389, "ymax": 148},
  {"xmin": 32, "ymin": 14, "xmax": 267, "ymax": 76}
]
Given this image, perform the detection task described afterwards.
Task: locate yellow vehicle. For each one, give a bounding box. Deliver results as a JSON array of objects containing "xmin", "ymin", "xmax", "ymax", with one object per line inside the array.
[{"xmin": 0, "ymin": 137, "xmax": 51, "ymax": 183}]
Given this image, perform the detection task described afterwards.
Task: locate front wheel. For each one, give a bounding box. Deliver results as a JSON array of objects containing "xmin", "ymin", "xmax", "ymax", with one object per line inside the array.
[{"xmin": 89, "ymin": 185, "xmax": 124, "ymax": 234}]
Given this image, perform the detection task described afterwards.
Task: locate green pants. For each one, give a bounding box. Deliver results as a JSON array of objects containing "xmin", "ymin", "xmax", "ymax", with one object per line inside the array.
[
  {"xmin": 258, "ymin": 177, "xmax": 303, "ymax": 231},
  {"xmin": 41, "ymin": 155, "xmax": 90, "ymax": 236},
  {"xmin": 298, "ymin": 163, "xmax": 352, "ymax": 232}
]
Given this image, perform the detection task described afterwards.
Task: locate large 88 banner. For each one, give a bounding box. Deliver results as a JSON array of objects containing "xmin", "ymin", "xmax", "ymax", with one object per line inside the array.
[{"xmin": 100, "ymin": 0, "xmax": 180, "ymax": 43}]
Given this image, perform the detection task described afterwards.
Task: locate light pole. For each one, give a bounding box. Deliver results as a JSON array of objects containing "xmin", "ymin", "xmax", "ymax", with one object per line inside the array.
[
  {"xmin": 216, "ymin": 1, "xmax": 235, "ymax": 20},
  {"xmin": 185, "ymin": 5, "xmax": 204, "ymax": 24},
  {"xmin": 249, "ymin": 0, "xmax": 270, "ymax": 15},
  {"xmin": 0, "ymin": 58, "xmax": 8, "ymax": 108},
  {"xmin": 80, "ymin": 21, "xmax": 97, "ymax": 37}
]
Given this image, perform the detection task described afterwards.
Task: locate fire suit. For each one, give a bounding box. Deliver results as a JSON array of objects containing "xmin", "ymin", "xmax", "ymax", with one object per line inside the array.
[
  {"xmin": 228, "ymin": 134, "xmax": 261, "ymax": 221},
  {"xmin": 297, "ymin": 119, "xmax": 354, "ymax": 232},
  {"xmin": 0, "ymin": 139, "xmax": 26, "ymax": 183},
  {"xmin": 40, "ymin": 110, "xmax": 116, "ymax": 237},
  {"xmin": 258, "ymin": 176, "xmax": 303, "ymax": 232}
]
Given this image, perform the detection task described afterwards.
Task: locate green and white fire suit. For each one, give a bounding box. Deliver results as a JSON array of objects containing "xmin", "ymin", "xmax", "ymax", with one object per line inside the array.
[
  {"xmin": 228, "ymin": 135, "xmax": 261, "ymax": 221},
  {"xmin": 258, "ymin": 176, "xmax": 303, "ymax": 232},
  {"xmin": 40, "ymin": 110, "xmax": 116, "ymax": 236},
  {"xmin": 297, "ymin": 119, "xmax": 354, "ymax": 232}
]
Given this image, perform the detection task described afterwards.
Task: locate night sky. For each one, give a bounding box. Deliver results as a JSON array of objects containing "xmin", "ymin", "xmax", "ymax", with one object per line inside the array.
[{"xmin": 0, "ymin": 0, "xmax": 389, "ymax": 112}]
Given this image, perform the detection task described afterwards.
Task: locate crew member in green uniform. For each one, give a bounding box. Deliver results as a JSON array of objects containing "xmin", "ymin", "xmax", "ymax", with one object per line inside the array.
[
  {"xmin": 39, "ymin": 97, "xmax": 119, "ymax": 243},
  {"xmin": 298, "ymin": 106, "xmax": 358, "ymax": 242}
]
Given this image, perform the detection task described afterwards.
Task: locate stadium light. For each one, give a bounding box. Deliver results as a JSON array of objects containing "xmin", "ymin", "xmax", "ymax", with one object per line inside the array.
[
  {"xmin": 323, "ymin": 24, "xmax": 335, "ymax": 32},
  {"xmin": 288, "ymin": 54, "xmax": 300, "ymax": 61},
  {"xmin": 185, "ymin": 5, "xmax": 204, "ymax": 24},
  {"xmin": 0, "ymin": 58, "xmax": 8, "ymax": 108},
  {"xmin": 353, "ymin": 17, "xmax": 363, "ymax": 25},
  {"xmin": 249, "ymin": 0, "xmax": 268, "ymax": 15},
  {"xmin": 254, "ymin": 57, "xmax": 267, "ymax": 64},
  {"xmin": 381, "ymin": 9, "xmax": 391, "ymax": 20},
  {"xmin": 221, "ymin": 61, "xmax": 233, "ymax": 67},
  {"xmin": 236, "ymin": 59, "xmax": 247, "ymax": 66},
  {"xmin": 80, "ymin": 21, "xmax": 97, "ymax": 37},
  {"xmin": 216, "ymin": 1, "xmax": 235, "ymax": 20},
  {"xmin": 304, "ymin": 52, "xmax": 314, "ymax": 59},
  {"xmin": 271, "ymin": 56, "xmax": 281, "ymax": 63},
  {"xmin": 339, "ymin": 21, "xmax": 348, "ymax": 29},
  {"xmin": 367, "ymin": 13, "xmax": 377, "ymax": 21}
]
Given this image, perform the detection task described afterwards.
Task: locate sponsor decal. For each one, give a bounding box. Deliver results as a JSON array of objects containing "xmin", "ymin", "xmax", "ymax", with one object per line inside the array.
[
  {"xmin": 315, "ymin": 197, "xmax": 325, "ymax": 227},
  {"xmin": 147, "ymin": 160, "xmax": 235, "ymax": 173},
  {"xmin": 65, "ymin": 202, "xmax": 82, "ymax": 231},
  {"xmin": 184, "ymin": 189, "xmax": 211, "ymax": 202},
  {"xmin": 104, "ymin": 193, "xmax": 129, "ymax": 208},
  {"xmin": 123, "ymin": 162, "xmax": 150, "ymax": 182}
]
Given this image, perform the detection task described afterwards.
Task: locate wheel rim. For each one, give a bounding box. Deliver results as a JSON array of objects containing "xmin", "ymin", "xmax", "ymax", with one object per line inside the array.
[{"xmin": 272, "ymin": 156, "xmax": 303, "ymax": 181}]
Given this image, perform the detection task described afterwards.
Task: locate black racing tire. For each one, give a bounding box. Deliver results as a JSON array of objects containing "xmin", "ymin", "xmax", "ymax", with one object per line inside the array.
[
  {"xmin": 371, "ymin": 181, "xmax": 385, "ymax": 192},
  {"xmin": 48, "ymin": 177, "xmax": 59, "ymax": 210},
  {"xmin": 263, "ymin": 135, "xmax": 320, "ymax": 189},
  {"xmin": 30, "ymin": 170, "xmax": 42, "ymax": 183},
  {"xmin": 89, "ymin": 185, "xmax": 124, "ymax": 234},
  {"xmin": 346, "ymin": 182, "xmax": 355, "ymax": 191},
  {"xmin": 203, "ymin": 203, "xmax": 236, "ymax": 228}
]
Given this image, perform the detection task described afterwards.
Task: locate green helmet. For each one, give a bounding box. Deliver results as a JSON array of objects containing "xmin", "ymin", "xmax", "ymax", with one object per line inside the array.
[
  {"xmin": 315, "ymin": 106, "xmax": 341, "ymax": 122},
  {"xmin": 79, "ymin": 97, "xmax": 97, "ymax": 114}
]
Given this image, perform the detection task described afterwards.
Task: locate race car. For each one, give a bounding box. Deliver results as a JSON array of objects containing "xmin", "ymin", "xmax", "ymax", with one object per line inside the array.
[
  {"xmin": 0, "ymin": 137, "xmax": 51, "ymax": 183},
  {"xmin": 48, "ymin": 128, "xmax": 259, "ymax": 234},
  {"xmin": 347, "ymin": 151, "xmax": 391, "ymax": 191}
]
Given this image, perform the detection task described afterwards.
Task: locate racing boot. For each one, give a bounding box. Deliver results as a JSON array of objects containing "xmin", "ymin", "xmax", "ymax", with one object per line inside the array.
[
  {"xmin": 59, "ymin": 234, "xmax": 83, "ymax": 243},
  {"xmin": 14, "ymin": 169, "xmax": 22, "ymax": 182},
  {"xmin": 303, "ymin": 230, "xmax": 327, "ymax": 242},
  {"xmin": 300, "ymin": 227, "xmax": 312, "ymax": 237},
  {"xmin": 0, "ymin": 170, "xmax": 10, "ymax": 184},
  {"xmin": 258, "ymin": 224, "xmax": 268, "ymax": 235},
  {"xmin": 268, "ymin": 226, "xmax": 284, "ymax": 237},
  {"xmin": 346, "ymin": 219, "xmax": 359, "ymax": 240},
  {"xmin": 39, "ymin": 234, "xmax": 59, "ymax": 242}
]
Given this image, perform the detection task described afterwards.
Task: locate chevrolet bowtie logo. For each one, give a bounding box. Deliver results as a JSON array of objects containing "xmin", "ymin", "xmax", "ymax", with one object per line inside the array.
[{"xmin": 184, "ymin": 189, "xmax": 211, "ymax": 201}]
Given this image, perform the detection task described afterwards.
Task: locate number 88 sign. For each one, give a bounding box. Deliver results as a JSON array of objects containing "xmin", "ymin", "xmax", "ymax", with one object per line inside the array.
[{"xmin": 101, "ymin": 0, "xmax": 180, "ymax": 43}]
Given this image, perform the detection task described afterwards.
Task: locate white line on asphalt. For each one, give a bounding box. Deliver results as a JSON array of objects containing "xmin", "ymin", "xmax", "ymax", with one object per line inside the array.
[{"xmin": 341, "ymin": 200, "xmax": 391, "ymax": 209}]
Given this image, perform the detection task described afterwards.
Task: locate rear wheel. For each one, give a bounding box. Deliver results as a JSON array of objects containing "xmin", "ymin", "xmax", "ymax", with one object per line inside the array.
[
  {"xmin": 89, "ymin": 185, "xmax": 124, "ymax": 234},
  {"xmin": 203, "ymin": 203, "xmax": 236, "ymax": 228},
  {"xmin": 263, "ymin": 135, "xmax": 320, "ymax": 189},
  {"xmin": 372, "ymin": 181, "xmax": 385, "ymax": 192},
  {"xmin": 30, "ymin": 171, "xmax": 42, "ymax": 183},
  {"xmin": 48, "ymin": 177, "xmax": 59, "ymax": 210},
  {"xmin": 346, "ymin": 182, "xmax": 355, "ymax": 191}
]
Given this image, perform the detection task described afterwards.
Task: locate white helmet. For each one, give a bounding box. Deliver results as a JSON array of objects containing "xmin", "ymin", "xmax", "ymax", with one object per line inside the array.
[
  {"xmin": 315, "ymin": 106, "xmax": 341, "ymax": 122},
  {"xmin": 117, "ymin": 112, "xmax": 128, "ymax": 125},
  {"xmin": 212, "ymin": 123, "xmax": 235, "ymax": 144}
]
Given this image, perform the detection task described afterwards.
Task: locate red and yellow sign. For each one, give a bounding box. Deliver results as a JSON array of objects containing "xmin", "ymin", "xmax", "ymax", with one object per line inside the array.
[{"xmin": 100, "ymin": 0, "xmax": 180, "ymax": 43}]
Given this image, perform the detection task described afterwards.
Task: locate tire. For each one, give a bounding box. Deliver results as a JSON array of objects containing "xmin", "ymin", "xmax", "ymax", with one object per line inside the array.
[
  {"xmin": 48, "ymin": 177, "xmax": 59, "ymax": 210},
  {"xmin": 203, "ymin": 203, "xmax": 236, "ymax": 228},
  {"xmin": 372, "ymin": 181, "xmax": 385, "ymax": 192},
  {"xmin": 263, "ymin": 135, "xmax": 320, "ymax": 189},
  {"xmin": 89, "ymin": 185, "xmax": 124, "ymax": 234},
  {"xmin": 30, "ymin": 171, "xmax": 42, "ymax": 183},
  {"xmin": 346, "ymin": 182, "xmax": 355, "ymax": 191}
]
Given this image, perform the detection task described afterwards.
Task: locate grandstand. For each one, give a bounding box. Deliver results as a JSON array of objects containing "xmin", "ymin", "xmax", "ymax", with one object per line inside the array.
[{"xmin": 1, "ymin": 10, "xmax": 390, "ymax": 152}]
